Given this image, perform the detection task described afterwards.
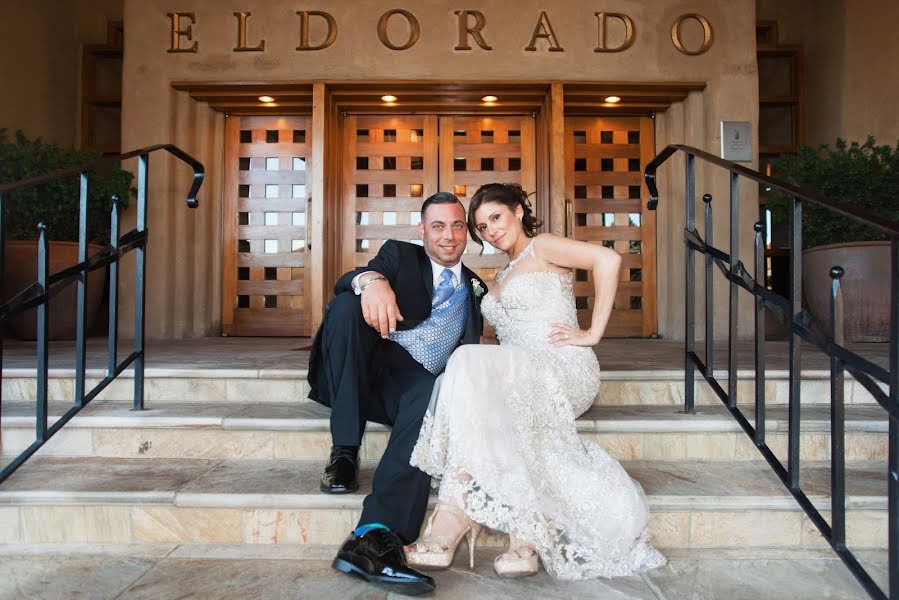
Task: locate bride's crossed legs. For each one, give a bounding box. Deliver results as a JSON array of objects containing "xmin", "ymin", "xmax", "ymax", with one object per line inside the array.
[{"xmin": 405, "ymin": 472, "xmax": 539, "ymax": 577}]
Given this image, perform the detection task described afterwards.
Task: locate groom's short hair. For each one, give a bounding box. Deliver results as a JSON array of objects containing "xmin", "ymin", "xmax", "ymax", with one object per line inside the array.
[{"xmin": 421, "ymin": 192, "xmax": 463, "ymax": 219}]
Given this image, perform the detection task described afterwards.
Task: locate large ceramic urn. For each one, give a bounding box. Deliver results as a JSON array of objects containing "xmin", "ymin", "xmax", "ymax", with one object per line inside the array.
[
  {"xmin": 2, "ymin": 240, "xmax": 106, "ymax": 340},
  {"xmin": 802, "ymin": 241, "xmax": 891, "ymax": 342}
]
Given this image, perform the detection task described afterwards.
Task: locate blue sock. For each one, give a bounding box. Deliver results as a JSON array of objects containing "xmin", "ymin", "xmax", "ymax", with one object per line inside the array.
[{"xmin": 354, "ymin": 522, "xmax": 390, "ymax": 537}]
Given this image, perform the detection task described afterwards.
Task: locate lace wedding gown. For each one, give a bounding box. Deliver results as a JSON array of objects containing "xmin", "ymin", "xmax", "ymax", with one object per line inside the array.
[{"xmin": 410, "ymin": 239, "xmax": 665, "ymax": 580}]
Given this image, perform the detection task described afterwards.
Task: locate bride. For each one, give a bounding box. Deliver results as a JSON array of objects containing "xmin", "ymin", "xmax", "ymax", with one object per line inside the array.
[{"xmin": 406, "ymin": 183, "xmax": 665, "ymax": 580}]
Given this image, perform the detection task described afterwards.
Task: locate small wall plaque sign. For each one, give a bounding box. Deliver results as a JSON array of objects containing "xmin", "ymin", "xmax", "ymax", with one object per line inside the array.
[{"xmin": 720, "ymin": 121, "xmax": 752, "ymax": 162}]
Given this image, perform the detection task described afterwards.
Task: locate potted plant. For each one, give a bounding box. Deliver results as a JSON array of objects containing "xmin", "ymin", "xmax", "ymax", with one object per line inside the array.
[
  {"xmin": 0, "ymin": 129, "xmax": 133, "ymax": 340},
  {"xmin": 770, "ymin": 137, "xmax": 899, "ymax": 341}
]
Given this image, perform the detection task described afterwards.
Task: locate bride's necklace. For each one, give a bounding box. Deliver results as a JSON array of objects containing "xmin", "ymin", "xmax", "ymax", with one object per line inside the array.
[{"xmin": 496, "ymin": 238, "xmax": 535, "ymax": 283}]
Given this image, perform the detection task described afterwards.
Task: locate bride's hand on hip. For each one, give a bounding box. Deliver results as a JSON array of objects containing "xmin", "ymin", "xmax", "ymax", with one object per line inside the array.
[{"xmin": 547, "ymin": 322, "xmax": 599, "ymax": 347}]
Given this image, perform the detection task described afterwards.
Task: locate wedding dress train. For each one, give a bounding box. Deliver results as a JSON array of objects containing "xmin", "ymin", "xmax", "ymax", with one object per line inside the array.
[{"xmin": 410, "ymin": 240, "xmax": 665, "ymax": 579}]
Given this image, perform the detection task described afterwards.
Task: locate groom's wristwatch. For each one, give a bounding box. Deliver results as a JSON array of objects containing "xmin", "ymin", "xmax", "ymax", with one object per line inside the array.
[{"xmin": 352, "ymin": 272, "xmax": 388, "ymax": 295}]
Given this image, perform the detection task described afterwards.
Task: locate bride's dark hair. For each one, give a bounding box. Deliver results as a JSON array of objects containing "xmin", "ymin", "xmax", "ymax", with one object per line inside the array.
[{"xmin": 467, "ymin": 183, "xmax": 543, "ymax": 245}]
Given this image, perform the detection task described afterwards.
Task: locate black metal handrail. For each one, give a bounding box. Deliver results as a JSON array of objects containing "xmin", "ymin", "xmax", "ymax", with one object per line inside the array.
[
  {"xmin": 645, "ymin": 144, "xmax": 897, "ymax": 600},
  {"xmin": 0, "ymin": 144, "xmax": 204, "ymax": 484}
]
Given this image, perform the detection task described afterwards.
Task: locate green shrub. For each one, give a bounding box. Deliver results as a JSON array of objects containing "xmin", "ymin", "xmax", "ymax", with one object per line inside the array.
[
  {"xmin": 769, "ymin": 137, "xmax": 899, "ymax": 248},
  {"xmin": 0, "ymin": 129, "xmax": 133, "ymax": 243}
]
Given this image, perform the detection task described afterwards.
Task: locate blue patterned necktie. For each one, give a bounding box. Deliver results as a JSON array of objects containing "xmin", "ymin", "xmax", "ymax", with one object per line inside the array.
[{"xmin": 432, "ymin": 268, "xmax": 455, "ymax": 306}]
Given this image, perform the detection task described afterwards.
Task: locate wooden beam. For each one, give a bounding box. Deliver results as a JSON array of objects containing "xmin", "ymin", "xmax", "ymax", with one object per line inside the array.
[
  {"xmin": 310, "ymin": 82, "xmax": 326, "ymax": 334},
  {"xmin": 221, "ymin": 117, "xmax": 239, "ymax": 335},
  {"xmin": 549, "ymin": 82, "xmax": 566, "ymax": 236}
]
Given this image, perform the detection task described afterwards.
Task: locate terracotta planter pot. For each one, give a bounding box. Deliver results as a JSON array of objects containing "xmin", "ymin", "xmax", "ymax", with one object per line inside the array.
[
  {"xmin": 802, "ymin": 241, "xmax": 891, "ymax": 342},
  {"xmin": 3, "ymin": 240, "xmax": 106, "ymax": 341}
]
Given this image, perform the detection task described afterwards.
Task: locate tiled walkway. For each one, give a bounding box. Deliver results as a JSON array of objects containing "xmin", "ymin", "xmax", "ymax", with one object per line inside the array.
[{"xmin": 0, "ymin": 545, "xmax": 884, "ymax": 599}]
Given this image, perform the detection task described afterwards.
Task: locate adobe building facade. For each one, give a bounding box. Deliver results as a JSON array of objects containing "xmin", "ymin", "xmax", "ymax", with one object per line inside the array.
[{"xmin": 2, "ymin": 0, "xmax": 897, "ymax": 340}]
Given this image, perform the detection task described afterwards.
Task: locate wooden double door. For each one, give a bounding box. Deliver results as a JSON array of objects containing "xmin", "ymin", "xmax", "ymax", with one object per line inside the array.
[
  {"xmin": 222, "ymin": 113, "xmax": 656, "ymax": 338},
  {"xmin": 342, "ymin": 115, "xmax": 537, "ymax": 285}
]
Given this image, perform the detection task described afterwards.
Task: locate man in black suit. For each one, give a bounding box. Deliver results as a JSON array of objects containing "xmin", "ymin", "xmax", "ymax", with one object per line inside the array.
[{"xmin": 308, "ymin": 192, "xmax": 486, "ymax": 595}]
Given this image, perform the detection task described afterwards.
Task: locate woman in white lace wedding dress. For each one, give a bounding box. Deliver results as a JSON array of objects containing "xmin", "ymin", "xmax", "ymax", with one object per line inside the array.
[{"xmin": 407, "ymin": 183, "xmax": 665, "ymax": 580}]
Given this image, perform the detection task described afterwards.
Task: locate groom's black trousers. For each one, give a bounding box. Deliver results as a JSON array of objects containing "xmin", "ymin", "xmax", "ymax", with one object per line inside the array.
[{"xmin": 312, "ymin": 292, "xmax": 434, "ymax": 543}]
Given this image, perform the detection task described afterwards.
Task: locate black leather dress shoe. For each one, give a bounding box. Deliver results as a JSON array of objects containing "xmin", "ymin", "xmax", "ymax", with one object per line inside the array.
[
  {"xmin": 320, "ymin": 445, "xmax": 359, "ymax": 494},
  {"xmin": 332, "ymin": 529, "xmax": 436, "ymax": 596}
]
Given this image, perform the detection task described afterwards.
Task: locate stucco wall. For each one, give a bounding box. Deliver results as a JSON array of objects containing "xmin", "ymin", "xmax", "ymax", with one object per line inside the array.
[
  {"xmin": 842, "ymin": 1, "xmax": 899, "ymax": 145},
  {"xmin": 0, "ymin": 0, "xmax": 123, "ymax": 146},
  {"xmin": 0, "ymin": 0, "xmax": 78, "ymax": 145},
  {"xmin": 122, "ymin": 0, "xmax": 760, "ymax": 339},
  {"xmin": 757, "ymin": 0, "xmax": 899, "ymax": 147}
]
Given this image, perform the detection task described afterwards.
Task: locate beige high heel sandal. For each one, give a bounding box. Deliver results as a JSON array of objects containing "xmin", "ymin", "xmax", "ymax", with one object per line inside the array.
[
  {"xmin": 494, "ymin": 536, "xmax": 539, "ymax": 578},
  {"xmin": 405, "ymin": 503, "xmax": 483, "ymax": 570}
]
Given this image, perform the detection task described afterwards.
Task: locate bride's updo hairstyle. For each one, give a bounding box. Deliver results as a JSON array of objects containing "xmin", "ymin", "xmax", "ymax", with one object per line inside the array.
[{"xmin": 467, "ymin": 183, "xmax": 543, "ymax": 245}]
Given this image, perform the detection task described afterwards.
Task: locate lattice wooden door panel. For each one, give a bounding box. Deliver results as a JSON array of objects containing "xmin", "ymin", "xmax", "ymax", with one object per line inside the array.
[
  {"xmin": 223, "ymin": 116, "xmax": 311, "ymax": 336},
  {"xmin": 565, "ymin": 117, "xmax": 657, "ymax": 337},
  {"xmin": 342, "ymin": 116, "xmax": 439, "ymax": 273},
  {"xmin": 439, "ymin": 116, "xmax": 537, "ymax": 283}
]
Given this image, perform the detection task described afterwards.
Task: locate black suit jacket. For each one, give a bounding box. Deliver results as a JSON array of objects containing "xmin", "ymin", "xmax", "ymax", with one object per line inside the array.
[
  {"xmin": 308, "ymin": 240, "xmax": 487, "ymax": 401},
  {"xmin": 333, "ymin": 240, "xmax": 486, "ymax": 343}
]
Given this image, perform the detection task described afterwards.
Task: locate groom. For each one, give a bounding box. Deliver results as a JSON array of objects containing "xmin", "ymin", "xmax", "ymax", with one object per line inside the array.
[{"xmin": 307, "ymin": 192, "xmax": 486, "ymax": 595}]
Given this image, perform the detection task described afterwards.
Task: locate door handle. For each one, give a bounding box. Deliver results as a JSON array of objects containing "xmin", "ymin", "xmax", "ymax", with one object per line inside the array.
[{"xmin": 306, "ymin": 196, "xmax": 312, "ymax": 251}]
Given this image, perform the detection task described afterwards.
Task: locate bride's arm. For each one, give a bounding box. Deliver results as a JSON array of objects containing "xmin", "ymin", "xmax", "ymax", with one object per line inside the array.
[{"xmin": 532, "ymin": 233, "xmax": 622, "ymax": 347}]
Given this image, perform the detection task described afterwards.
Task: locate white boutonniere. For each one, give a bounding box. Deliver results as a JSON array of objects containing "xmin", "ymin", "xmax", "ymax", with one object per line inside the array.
[{"xmin": 471, "ymin": 278, "xmax": 485, "ymax": 298}]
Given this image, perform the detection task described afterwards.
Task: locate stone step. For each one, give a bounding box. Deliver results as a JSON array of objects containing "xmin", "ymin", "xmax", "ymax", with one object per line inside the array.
[
  {"xmin": 1, "ymin": 367, "xmax": 885, "ymax": 407},
  {"xmin": 1, "ymin": 401, "xmax": 887, "ymax": 463},
  {"xmin": 0, "ymin": 545, "xmax": 883, "ymax": 600},
  {"xmin": 0, "ymin": 457, "xmax": 886, "ymax": 552}
]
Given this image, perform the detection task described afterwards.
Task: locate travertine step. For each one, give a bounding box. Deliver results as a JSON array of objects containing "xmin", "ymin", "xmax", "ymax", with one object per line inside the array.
[
  {"xmin": 0, "ymin": 545, "xmax": 881, "ymax": 600},
  {"xmin": 0, "ymin": 457, "xmax": 886, "ymax": 552},
  {"xmin": 0, "ymin": 367, "xmax": 885, "ymax": 407},
  {"xmin": 1, "ymin": 401, "xmax": 886, "ymax": 462}
]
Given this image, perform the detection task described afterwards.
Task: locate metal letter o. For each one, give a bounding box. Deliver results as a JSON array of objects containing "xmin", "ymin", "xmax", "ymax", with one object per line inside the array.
[
  {"xmin": 671, "ymin": 14, "xmax": 713, "ymax": 56},
  {"xmin": 377, "ymin": 9, "xmax": 421, "ymax": 51}
]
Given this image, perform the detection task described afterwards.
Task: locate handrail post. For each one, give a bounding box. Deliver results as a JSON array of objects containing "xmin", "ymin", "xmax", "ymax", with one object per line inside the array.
[
  {"xmin": 75, "ymin": 172, "xmax": 89, "ymax": 407},
  {"xmin": 754, "ymin": 222, "xmax": 766, "ymax": 445},
  {"xmin": 830, "ymin": 265, "xmax": 846, "ymax": 550},
  {"xmin": 684, "ymin": 153, "xmax": 696, "ymax": 413},
  {"xmin": 788, "ymin": 195, "xmax": 803, "ymax": 490},
  {"xmin": 36, "ymin": 223, "xmax": 49, "ymax": 442},
  {"xmin": 728, "ymin": 173, "xmax": 739, "ymax": 409},
  {"xmin": 0, "ymin": 191, "xmax": 5, "ymax": 422},
  {"xmin": 107, "ymin": 196, "xmax": 120, "ymax": 376},
  {"xmin": 890, "ymin": 235, "xmax": 899, "ymax": 599},
  {"xmin": 132, "ymin": 154, "xmax": 148, "ymax": 411},
  {"xmin": 703, "ymin": 194, "xmax": 714, "ymax": 377}
]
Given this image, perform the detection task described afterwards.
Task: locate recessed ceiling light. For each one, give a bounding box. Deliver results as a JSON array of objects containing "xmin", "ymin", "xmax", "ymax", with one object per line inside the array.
[
  {"xmin": 262, "ymin": 102, "xmax": 276, "ymax": 107},
  {"xmin": 381, "ymin": 95, "xmax": 397, "ymax": 103},
  {"xmin": 482, "ymin": 95, "xmax": 498, "ymax": 102},
  {"xmin": 604, "ymin": 96, "xmax": 621, "ymax": 104},
  {"xmin": 258, "ymin": 95, "xmax": 275, "ymax": 103}
]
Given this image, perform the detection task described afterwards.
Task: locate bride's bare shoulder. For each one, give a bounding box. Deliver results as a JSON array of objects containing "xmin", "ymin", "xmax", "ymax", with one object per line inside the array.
[{"xmin": 532, "ymin": 234, "xmax": 573, "ymax": 273}]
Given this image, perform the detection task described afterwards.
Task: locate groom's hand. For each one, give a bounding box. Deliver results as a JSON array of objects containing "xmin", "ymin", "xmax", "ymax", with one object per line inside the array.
[{"xmin": 360, "ymin": 276, "xmax": 404, "ymax": 338}]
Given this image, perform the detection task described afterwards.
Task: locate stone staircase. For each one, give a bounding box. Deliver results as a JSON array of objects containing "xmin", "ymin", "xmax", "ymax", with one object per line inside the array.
[{"xmin": 0, "ymin": 364, "xmax": 888, "ymax": 561}]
